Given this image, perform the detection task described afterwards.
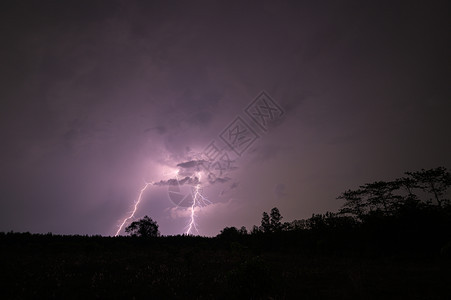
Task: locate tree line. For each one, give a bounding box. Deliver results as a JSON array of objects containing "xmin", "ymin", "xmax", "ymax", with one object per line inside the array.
[
  {"xmin": 125, "ymin": 166, "xmax": 451, "ymax": 251},
  {"xmin": 218, "ymin": 167, "xmax": 450, "ymax": 236}
]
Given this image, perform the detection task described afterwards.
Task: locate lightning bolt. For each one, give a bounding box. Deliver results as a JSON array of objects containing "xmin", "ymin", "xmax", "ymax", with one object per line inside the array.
[
  {"xmin": 186, "ymin": 172, "xmax": 211, "ymax": 235},
  {"xmin": 115, "ymin": 169, "xmax": 211, "ymax": 236},
  {"xmin": 115, "ymin": 181, "xmax": 152, "ymax": 236},
  {"xmin": 186, "ymin": 194, "xmax": 198, "ymax": 234}
]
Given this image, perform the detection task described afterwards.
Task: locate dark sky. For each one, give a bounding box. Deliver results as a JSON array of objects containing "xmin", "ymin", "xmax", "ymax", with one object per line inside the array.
[{"xmin": 1, "ymin": 0, "xmax": 450, "ymax": 236}]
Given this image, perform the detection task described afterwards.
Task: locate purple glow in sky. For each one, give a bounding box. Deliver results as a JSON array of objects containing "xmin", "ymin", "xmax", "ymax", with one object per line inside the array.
[{"xmin": 0, "ymin": 1, "xmax": 450, "ymax": 236}]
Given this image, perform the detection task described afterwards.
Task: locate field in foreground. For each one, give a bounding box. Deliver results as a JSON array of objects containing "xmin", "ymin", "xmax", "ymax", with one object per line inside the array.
[{"xmin": 1, "ymin": 232, "xmax": 450, "ymax": 299}]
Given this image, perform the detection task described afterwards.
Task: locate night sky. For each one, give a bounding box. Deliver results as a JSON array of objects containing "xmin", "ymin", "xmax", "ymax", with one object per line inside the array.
[{"xmin": 1, "ymin": 1, "xmax": 450, "ymax": 236}]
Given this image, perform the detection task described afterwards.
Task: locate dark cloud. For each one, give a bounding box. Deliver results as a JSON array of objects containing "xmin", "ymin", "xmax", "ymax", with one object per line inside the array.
[
  {"xmin": 187, "ymin": 111, "xmax": 213, "ymax": 127},
  {"xmin": 207, "ymin": 176, "xmax": 231, "ymax": 185},
  {"xmin": 153, "ymin": 176, "xmax": 199, "ymax": 187},
  {"xmin": 176, "ymin": 160, "xmax": 206, "ymax": 169},
  {"xmin": 274, "ymin": 183, "xmax": 287, "ymax": 199},
  {"xmin": 220, "ymin": 181, "xmax": 239, "ymax": 196},
  {"xmin": 145, "ymin": 126, "xmax": 166, "ymax": 135},
  {"xmin": 175, "ymin": 159, "xmax": 233, "ymax": 185}
]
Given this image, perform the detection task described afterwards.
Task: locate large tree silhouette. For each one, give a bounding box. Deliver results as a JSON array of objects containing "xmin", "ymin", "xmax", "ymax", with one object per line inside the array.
[
  {"xmin": 258, "ymin": 208, "xmax": 284, "ymax": 233},
  {"xmin": 406, "ymin": 167, "xmax": 451, "ymax": 207},
  {"xmin": 270, "ymin": 207, "xmax": 283, "ymax": 232},
  {"xmin": 338, "ymin": 167, "xmax": 451, "ymax": 219},
  {"xmin": 125, "ymin": 215, "xmax": 160, "ymax": 237},
  {"xmin": 260, "ymin": 212, "xmax": 271, "ymax": 233}
]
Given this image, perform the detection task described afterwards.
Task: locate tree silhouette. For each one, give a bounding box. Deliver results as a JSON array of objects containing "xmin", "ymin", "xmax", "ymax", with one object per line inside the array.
[
  {"xmin": 218, "ymin": 226, "xmax": 248, "ymax": 239},
  {"xmin": 338, "ymin": 167, "xmax": 451, "ymax": 219},
  {"xmin": 257, "ymin": 208, "xmax": 284, "ymax": 233},
  {"xmin": 338, "ymin": 189, "xmax": 366, "ymax": 219},
  {"xmin": 286, "ymin": 219, "xmax": 307, "ymax": 231},
  {"xmin": 405, "ymin": 167, "xmax": 451, "ymax": 207},
  {"xmin": 360, "ymin": 180, "xmax": 402, "ymax": 215},
  {"xmin": 396, "ymin": 176, "xmax": 420, "ymax": 207},
  {"xmin": 260, "ymin": 212, "xmax": 271, "ymax": 233},
  {"xmin": 239, "ymin": 226, "xmax": 248, "ymax": 235},
  {"xmin": 270, "ymin": 207, "xmax": 283, "ymax": 232},
  {"xmin": 218, "ymin": 226, "xmax": 240, "ymax": 238},
  {"xmin": 250, "ymin": 225, "xmax": 260, "ymax": 234},
  {"xmin": 125, "ymin": 215, "xmax": 160, "ymax": 237}
]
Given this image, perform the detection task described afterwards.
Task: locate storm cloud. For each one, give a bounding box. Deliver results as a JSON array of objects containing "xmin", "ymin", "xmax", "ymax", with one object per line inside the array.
[{"xmin": 154, "ymin": 176, "xmax": 199, "ymax": 187}]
